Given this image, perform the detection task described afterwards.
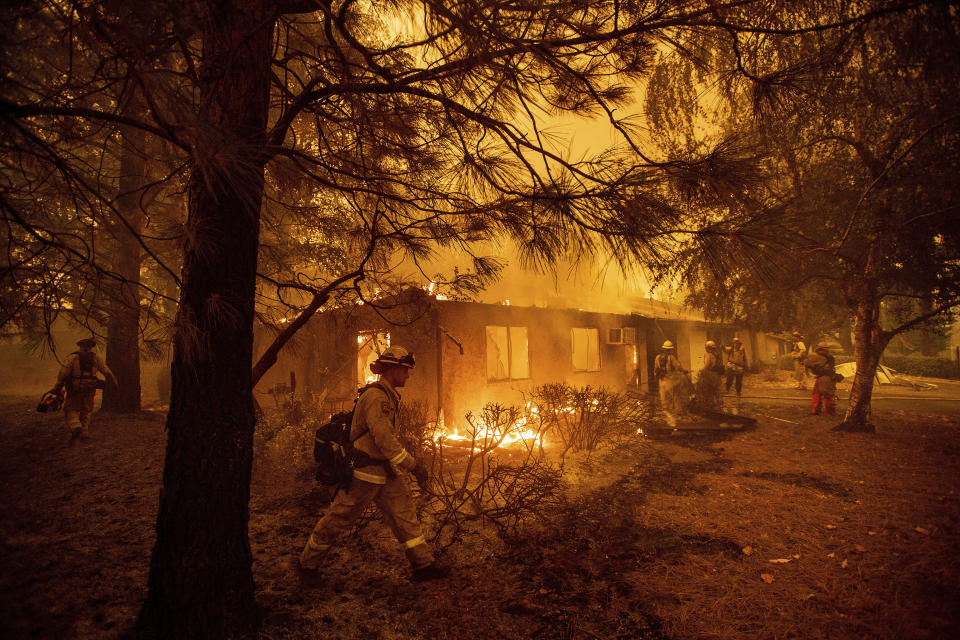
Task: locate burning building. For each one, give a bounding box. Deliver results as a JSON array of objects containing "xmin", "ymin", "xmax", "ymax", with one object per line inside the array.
[{"xmin": 253, "ymin": 285, "xmax": 770, "ymax": 431}]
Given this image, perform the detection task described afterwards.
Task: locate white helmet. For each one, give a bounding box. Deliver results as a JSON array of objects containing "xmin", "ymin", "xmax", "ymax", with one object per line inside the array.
[
  {"xmin": 374, "ymin": 345, "xmax": 416, "ymax": 369},
  {"xmin": 705, "ymin": 340, "xmax": 716, "ymax": 348},
  {"xmin": 661, "ymin": 340, "xmax": 674, "ymax": 349}
]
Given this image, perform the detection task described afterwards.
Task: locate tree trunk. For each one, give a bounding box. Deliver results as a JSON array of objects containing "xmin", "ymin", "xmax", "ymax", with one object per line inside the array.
[
  {"xmin": 834, "ymin": 292, "xmax": 888, "ymax": 433},
  {"xmin": 102, "ymin": 119, "xmax": 145, "ymax": 413},
  {"xmin": 137, "ymin": 4, "xmax": 273, "ymax": 639}
]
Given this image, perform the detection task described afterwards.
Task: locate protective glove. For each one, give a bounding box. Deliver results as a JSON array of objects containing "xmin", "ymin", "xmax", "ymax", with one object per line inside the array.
[{"xmin": 411, "ymin": 462, "xmax": 431, "ymax": 492}]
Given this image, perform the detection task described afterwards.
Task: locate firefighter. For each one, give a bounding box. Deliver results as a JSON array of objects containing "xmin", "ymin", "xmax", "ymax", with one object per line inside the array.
[
  {"xmin": 51, "ymin": 337, "xmax": 117, "ymax": 443},
  {"xmin": 299, "ymin": 345, "xmax": 450, "ymax": 582},
  {"xmin": 724, "ymin": 337, "xmax": 748, "ymax": 407},
  {"xmin": 696, "ymin": 340, "xmax": 724, "ymax": 410},
  {"xmin": 791, "ymin": 331, "xmax": 808, "ymax": 390},
  {"xmin": 654, "ymin": 341, "xmax": 687, "ymax": 425},
  {"xmin": 805, "ymin": 343, "xmax": 838, "ymax": 415}
]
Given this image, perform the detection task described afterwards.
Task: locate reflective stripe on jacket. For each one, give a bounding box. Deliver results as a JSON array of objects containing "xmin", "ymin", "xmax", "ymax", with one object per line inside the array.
[{"xmin": 350, "ymin": 379, "xmax": 416, "ymax": 484}]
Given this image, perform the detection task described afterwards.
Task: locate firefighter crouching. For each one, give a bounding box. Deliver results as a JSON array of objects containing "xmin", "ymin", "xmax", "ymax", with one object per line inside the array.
[
  {"xmin": 51, "ymin": 337, "xmax": 117, "ymax": 443},
  {"xmin": 299, "ymin": 345, "xmax": 450, "ymax": 582}
]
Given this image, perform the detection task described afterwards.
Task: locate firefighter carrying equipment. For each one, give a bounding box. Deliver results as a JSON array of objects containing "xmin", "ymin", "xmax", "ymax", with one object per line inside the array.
[
  {"xmin": 37, "ymin": 390, "xmax": 64, "ymax": 413},
  {"xmin": 313, "ymin": 382, "xmax": 391, "ymax": 488},
  {"xmin": 66, "ymin": 351, "xmax": 105, "ymax": 394}
]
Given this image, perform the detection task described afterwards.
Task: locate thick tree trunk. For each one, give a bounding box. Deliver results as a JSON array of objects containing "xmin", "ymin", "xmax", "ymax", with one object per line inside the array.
[
  {"xmin": 102, "ymin": 121, "xmax": 144, "ymax": 413},
  {"xmin": 834, "ymin": 293, "xmax": 888, "ymax": 433},
  {"xmin": 137, "ymin": 4, "xmax": 273, "ymax": 639}
]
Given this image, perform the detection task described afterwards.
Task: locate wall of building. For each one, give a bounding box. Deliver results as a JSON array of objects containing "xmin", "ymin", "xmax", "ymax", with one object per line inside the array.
[{"xmin": 434, "ymin": 301, "xmax": 639, "ymax": 429}]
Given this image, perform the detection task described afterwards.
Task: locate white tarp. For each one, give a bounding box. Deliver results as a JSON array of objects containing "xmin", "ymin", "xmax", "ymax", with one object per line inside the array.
[{"xmin": 833, "ymin": 362, "xmax": 936, "ymax": 390}]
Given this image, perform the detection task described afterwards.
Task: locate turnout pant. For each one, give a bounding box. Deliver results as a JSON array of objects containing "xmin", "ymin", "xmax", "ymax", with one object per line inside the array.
[
  {"xmin": 63, "ymin": 391, "xmax": 95, "ymax": 435},
  {"xmin": 301, "ymin": 475, "xmax": 433, "ymax": 570},
  {"xmin": 725, "ymin": 370, "xmax": 744, "ymax": 395},
  {"xmin": 811, "ymin": 378, "xmax": 836, "ymax": 415}
]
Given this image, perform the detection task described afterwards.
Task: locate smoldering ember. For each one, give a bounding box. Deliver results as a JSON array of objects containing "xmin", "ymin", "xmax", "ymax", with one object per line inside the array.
[{"xmin": 1, "ymin": 2, "xmax": 959, "ymax": 640}]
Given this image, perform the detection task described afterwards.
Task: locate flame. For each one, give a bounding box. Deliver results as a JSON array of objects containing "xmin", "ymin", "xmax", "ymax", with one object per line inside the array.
[{"xmin": 433, "ymin": 409, "xmax": 546, "ymax": 449}]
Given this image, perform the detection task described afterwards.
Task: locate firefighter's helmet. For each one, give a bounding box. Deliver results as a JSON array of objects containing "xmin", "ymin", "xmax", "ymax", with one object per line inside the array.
[
  {"xmin": 705, "ymin": 340, "xmax": 716, "ymax": 348},
  {"xmin": 375, "ymin": 345, "xmax": 416, "ymax": 369},
  {"xmin": 661, "ymin": 341, "xmax": 674, "ymax": 349}
]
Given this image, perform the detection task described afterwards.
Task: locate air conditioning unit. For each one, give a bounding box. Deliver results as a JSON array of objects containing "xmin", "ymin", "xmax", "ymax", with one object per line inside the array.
[{"xmin": 607, "ymin": 327, "xmax": 637, "ymax": 345}]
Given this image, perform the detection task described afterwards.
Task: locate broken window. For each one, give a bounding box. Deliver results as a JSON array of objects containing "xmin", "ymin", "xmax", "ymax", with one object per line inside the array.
[
  {"xmin": 571, "ymin": 327, "xmax": 600, "ymax": 372},
  {"xmin": 485, "ymin": 325, "xmax": 529, "ymax": 381}
]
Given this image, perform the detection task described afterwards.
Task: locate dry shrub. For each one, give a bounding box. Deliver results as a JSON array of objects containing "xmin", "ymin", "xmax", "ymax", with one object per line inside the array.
[
  {"xmin": 526, "ymin": 383, "xmax": 657, "ymax": 457},
  {"xmin": 419, "ymin": 402, "xmax": 567, "ymax": 550}
]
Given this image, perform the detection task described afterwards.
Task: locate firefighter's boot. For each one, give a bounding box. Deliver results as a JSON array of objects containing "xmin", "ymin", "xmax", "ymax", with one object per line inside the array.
[{"xmin": 298, "ymin": 535, "xmax": 330, "ymax": 572}]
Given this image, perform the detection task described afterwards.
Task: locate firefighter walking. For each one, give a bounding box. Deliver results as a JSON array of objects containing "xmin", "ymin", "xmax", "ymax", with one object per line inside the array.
[
  {"xmin": 654, "ymin": 341, "xmax": 687, "ymax": 426},
  {"xmin": 299, "ymin": 346, "xmax": 449, "ymax": 582},
  {"xmin": 51, "ymin": 337, "xmax": 117, "ymax": 444}
]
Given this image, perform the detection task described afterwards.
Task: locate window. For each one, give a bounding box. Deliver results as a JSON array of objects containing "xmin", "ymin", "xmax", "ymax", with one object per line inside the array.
[
  {"xmin": 571, "ymin": 327, "xmax": 600, "ymax": 372},
  {"xmin": 485, "ymin": 326, "xmax": 530, "ymax": 381},
  {"xmin": 357, "ymin": 331, "xmax": 390, "ymax": 386}
]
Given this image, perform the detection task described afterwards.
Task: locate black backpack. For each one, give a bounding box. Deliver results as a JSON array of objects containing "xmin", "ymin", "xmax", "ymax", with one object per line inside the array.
[
  {"xmin": 313, "ymin": 410, "xmax": 355, "ymax": 487},
  {"xmin": 312, "ymin": 383, "xmax": 386, "ymax": 487}
]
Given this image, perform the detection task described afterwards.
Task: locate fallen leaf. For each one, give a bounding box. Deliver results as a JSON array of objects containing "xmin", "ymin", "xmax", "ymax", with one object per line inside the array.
[
  {"xmin": 760, "ymin": 573, "xmax": 775, "ymax": 583},
  {"xmin": 792, "ymin": 554, "xmax": 801, "ymax": 559},
  {"xmin": 825, "ymin": 524, "xmax": 836, "ymax": 529},
  {"xmin": 915, "ymin": 527, "xmax": 931, "ymax": 535},
  {"xmin": 841, "ymin": 559, "xmax": 849, "ymax": 569},
  {"xmin": 853, "ymin": 544, "xmax": 866, "ymax": 553},
  {"xmin": 769, "ymin": 558, "xmax": 792, "ymax": 564},
  {"xmin": 741, "ymin": 546, "xmax": 753, "ymax": 556},
  {"xmin": 797, "ymin": 593, "xmax": 816, "ymax": 601},
  {"xmin": 827, "ymin": 552, "xmax": 835, "ymax": 558},
  {"xmin": 867, "ymin": 531, "xmax": 876, "ymax": 536},
  {"xmin": 538, "ymin": 588, "xmax": 548, "ymax": 595}
]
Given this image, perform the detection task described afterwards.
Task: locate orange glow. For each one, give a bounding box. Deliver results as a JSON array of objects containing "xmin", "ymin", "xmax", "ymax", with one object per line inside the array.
[{"xmin": 432, "ymin": 406, "xmax": 546, "ymax": 450}]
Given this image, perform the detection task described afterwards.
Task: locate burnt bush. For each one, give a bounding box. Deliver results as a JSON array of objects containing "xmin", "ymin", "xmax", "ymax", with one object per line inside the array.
[
  {"xmin": 418, "ymin": 403, "xmax": 566, "ymax": 550},
  {"xmin": 525, "ymin": 384, "xmax": 656, "ymax": 457}
]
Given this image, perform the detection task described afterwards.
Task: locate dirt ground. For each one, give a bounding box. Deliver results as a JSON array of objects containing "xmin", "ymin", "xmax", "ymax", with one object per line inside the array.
[{"xmin": 1, "ymin": 378, "xmax": 959, "ymax": 640}]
